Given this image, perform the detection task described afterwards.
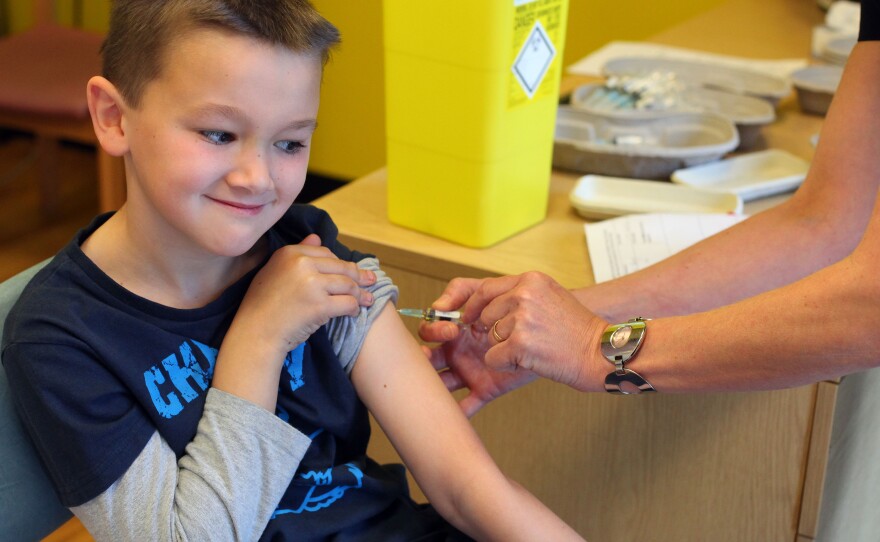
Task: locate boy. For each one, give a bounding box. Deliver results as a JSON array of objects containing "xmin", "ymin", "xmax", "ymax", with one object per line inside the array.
[{"xmin": 2, "ymin": 1, "xmax": 584, "ymax": 540}]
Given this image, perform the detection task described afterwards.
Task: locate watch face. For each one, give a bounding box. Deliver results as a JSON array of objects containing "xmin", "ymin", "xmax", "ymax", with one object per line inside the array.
[{"xmin": 610, "ymin": 325, "xmax": 632, "ymax": 349}]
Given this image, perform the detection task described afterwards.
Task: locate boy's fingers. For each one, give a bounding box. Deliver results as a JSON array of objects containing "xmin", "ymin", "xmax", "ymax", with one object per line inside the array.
[
  {"xmin": 357, "ymin": 288, "xmax": 375, "ymax": 306},
  {"xmin": 310, "ymin": 257, "xmax": 367, "ymax": 282},
  {"xmin": 323, "ymin": 295, "xmax": 363, "ymax": 318},
  {"xmin": 358, "ymin": 268, "xmax": 377, "ymax": 286},
  {"xmin": 319, "ymin": 274, "xmax": 375, "ymax": 304},
  {"xmin": 298, "ymin": 233, "xmax": 322, "ymax": 246},
  {"xmin": 277, "ymin": 243, "xmax": 335, "ymax": 261}
]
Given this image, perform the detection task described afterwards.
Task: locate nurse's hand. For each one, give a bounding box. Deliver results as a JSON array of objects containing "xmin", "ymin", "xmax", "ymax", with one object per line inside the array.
[
  {"xmin": 420, "ymin": 278, "xmax": 536, "ymax": 416},
  {"xmin": 422, "ymin": 317, "xmax": 538, "ymax": 417},
  {"xmin": 418, "ymin": 277, "xmax": 486, "ymax": 344},
  {"xmin": 421, "ymin": 274, "xmax": 608, "ymax": 406},
  {"xmin": 471, "ymin": 272, "xmax": 608, "ymax": 392}
]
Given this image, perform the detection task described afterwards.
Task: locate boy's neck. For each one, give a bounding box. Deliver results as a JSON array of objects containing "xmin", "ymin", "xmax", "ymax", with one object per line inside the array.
[{"xmin": 81, "ymin": 207, "xmax": 267, "ymax": 309}]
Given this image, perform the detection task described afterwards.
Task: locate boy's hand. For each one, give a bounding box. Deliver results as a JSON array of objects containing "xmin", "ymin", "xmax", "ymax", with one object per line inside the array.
[
  {"xmin": 234, "ymin": 234, "xmax": 376, "ymax": 357},
  {"xmin": 214, "ymin": 234, "xmax": 375, "ymax": 411}
]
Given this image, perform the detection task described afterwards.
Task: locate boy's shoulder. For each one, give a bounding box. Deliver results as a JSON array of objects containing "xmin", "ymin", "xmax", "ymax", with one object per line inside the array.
[
  {"xmin": 275, "ymin": 204, "xmax": 371, "ymax": 263},
  {"xmin": 0, "ymin": 259, "xmax": 52, "ymax": 351},
  {"xmin": 7, "ymin": 213, "xmax": 109, "ymax": 314},
  {"xmin": 1, "ymin": 249, "xmax": 91, "ymax": 350},
  {"xmin": 2, "ymin": 213, "xmax": 127, "ymax": 350}
]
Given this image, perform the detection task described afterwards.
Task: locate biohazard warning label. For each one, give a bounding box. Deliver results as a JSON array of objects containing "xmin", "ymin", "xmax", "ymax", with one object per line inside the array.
[
  {"xmin": 509, "ymin": 0, "xmax": 566, "ymax": 106},
  {"xmin": 512, "ymin": 21, "xmax": 555, "ymax": 98}
]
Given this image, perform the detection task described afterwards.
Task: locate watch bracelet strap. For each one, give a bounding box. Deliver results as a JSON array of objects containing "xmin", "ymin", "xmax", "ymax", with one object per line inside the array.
[
  {"xmin": 602, "ymin": 317, "xmax": 656, "ymax": 395},
  {"xmin": 605, "ymin": 368, "xmax": 655, "ymax": 394}
]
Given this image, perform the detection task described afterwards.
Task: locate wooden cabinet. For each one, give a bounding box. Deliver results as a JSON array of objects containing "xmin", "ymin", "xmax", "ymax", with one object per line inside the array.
[{"xmin": 315, "ymin": 168, "xmax": 837, "ymax": 541}]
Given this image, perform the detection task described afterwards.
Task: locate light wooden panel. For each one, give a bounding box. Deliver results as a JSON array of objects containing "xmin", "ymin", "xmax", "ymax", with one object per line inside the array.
[
  {"xmin": 42, "ymin": 517, "xmax": 92, "ymax": 542},
  {"xmin": 362, "ymin": 264, "xmax": 819, "ymax": 541},
  {"xmin": 813, "ymin": 368, "xmax": 880, "ymax": 541},
  {"xmin": 797, "ymin": 382, "xmax": 838, "ymax": 539}
]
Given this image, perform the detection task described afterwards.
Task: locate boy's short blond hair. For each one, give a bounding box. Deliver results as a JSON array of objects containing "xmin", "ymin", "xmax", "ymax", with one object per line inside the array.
[{"xmin": 102, "ymin": 0, "xmax": 341, "ymax": 108}]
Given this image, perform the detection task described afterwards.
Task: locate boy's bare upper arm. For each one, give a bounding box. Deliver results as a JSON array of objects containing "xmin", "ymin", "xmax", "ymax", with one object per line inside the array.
[{"xmin": 350, "ymin": 303, "xmax": 504, "ymax": 507}]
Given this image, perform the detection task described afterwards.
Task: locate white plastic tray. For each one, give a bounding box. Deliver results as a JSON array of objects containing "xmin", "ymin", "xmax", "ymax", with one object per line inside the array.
[
  {"xmin": 569, "ymin": 174, "xmax": 743, "ymax": 220},
  {"xmin": 671, "ymin": 149, "xmax": 809, "ymax": 201},
  {"xmin": 821, "ymin": 35, "xmax": 857, "ymax": 65},
  {"xmin": 554, "ymin": 106, "xmax": 739, "ymax": 179},
  {"xmin": 570, "ymin": 83, "xmax": 774, "ymax": 148},
  {"xmin": 791, "ymin": 65, "xmax": 843, "ymax": 115},
  {"xmin": 791, "ymin": 65, "xmax": 843, "ymax": 93},
  {"xmin": 571, "ymin": 83, "xmax": 774, "ymax": 124},
  {"xmin": 602, "ymin": 56, "xmax": 792, "ymax": 104}
]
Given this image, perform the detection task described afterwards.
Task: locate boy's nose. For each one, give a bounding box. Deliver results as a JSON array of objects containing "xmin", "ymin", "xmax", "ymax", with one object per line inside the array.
[{"xmin": 227, "ymin": 149, "xmax": 273, "ymax": 192}]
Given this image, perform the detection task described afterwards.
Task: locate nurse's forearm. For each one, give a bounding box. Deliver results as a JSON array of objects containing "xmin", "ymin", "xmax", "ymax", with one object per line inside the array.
[
  {"xmin": 576, "ymin": 43, "xmax": 880, "ymax": 323},
  {"xmin": 614, "ymin": 251, "xmax": 880, "ymax": 392},
  {"xmin": 574, "ymin": 194, "xmax": 853, "ymax": 322}
]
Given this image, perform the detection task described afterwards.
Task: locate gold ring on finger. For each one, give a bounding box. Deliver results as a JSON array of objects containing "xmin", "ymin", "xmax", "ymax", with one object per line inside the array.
[{"xmin": 491, "ymin": 319, "xmax": 506, "ymax": 342}]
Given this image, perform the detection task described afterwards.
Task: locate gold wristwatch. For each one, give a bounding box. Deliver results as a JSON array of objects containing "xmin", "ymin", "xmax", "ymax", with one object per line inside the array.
[{"xmin": 600, "ymin": 317, "xmax": 656, "ymax": 394}]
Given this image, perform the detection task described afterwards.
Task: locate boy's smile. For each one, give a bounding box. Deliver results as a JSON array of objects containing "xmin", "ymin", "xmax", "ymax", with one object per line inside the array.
[{"xmin": 117, "ymin": 27, "xmax": 322, "ymax": 263}]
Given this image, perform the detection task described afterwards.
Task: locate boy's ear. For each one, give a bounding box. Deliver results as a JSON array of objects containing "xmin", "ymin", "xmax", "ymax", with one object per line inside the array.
[{"xmin": 87, "ymin": 76, "xmax": 129, "ymax": 157}]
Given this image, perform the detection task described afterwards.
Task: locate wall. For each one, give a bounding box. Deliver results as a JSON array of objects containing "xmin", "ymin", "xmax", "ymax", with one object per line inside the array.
[
  {"xmin": 309, "ymin": 1, "xmax": 386, "ymax": 181},
  {"xmin": 3, "ymin": 0, "xmax": 110, "ymax": 33},
  {"xmin": 1, "ymin": 0, "xmax": 725, "ymax": 179},
  {"xmin": 563, "ymin": 0, "xmax": 725, "ymax": 67},
  {"xmin": 310, "ymin": 0, "xmax": 725, "ymax": 180}
]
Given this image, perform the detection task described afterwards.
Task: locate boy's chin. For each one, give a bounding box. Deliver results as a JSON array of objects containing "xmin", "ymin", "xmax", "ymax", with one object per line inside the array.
[{"xmin": 200, "ymin": 231, "xmax": 267, "ymax": 259}]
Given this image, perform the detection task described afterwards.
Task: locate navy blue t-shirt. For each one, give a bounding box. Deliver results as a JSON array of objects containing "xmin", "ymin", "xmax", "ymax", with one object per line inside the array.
[
  {"xmin": 861, "ymin": 0, "xmax": 879, "ymax": 41},
  {"xmin": 2, "ymin": 205, "xmax": 466, "ymax": 541}
]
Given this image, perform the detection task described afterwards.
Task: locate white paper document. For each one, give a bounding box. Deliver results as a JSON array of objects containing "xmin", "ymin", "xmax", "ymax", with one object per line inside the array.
[
  {"xmin": 585, "ymin": 213, "xmax": 748, "ymax": 283},
  {"xmin": 567, "ymin": 41, "xmax": 807, "ymax": 79}
]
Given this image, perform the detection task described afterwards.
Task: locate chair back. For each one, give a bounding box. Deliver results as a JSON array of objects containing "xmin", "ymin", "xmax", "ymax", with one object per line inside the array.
[
  {"xmin": 0, "ymin": 261, "xmax": 72, "ymax": 541},
  {"xmin": 33, "ymin": 0, "xmax": 53, "ymax": 24}
]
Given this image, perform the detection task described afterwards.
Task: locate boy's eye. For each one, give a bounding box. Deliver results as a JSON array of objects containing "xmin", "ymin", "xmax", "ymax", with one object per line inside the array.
[
  {"xmin": 275, "ymin": 140, "xmax": 306, "ymax": 154},
  {"xmin": 201, "ymin": 130, "xmax": 235, "ymax": 145}
]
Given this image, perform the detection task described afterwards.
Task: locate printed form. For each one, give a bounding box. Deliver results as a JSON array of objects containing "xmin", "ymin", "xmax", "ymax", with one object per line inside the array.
[{"xmin": 585, "ymin": 213, "xmax": 747, "ymax": 283}]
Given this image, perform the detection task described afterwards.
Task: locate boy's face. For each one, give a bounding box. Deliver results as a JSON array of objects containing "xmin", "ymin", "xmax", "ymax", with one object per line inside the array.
[{"xmin": 121, "ymin": 28, "xmax": 322, "ymax": 258}]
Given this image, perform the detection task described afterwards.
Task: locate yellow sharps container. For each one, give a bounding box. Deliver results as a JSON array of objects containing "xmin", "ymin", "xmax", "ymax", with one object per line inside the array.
[{"xmin": 384, "ymin": 0, "xmax": 569, "ymax": 248}]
